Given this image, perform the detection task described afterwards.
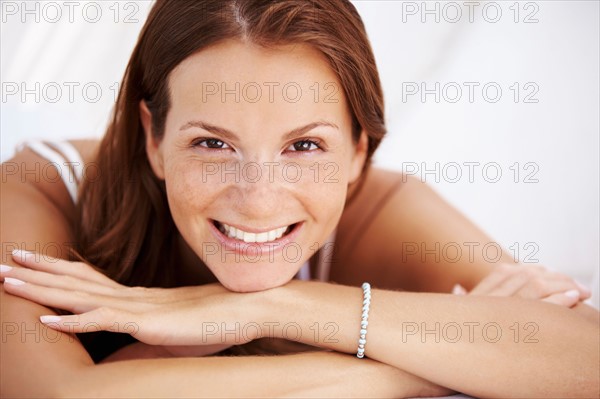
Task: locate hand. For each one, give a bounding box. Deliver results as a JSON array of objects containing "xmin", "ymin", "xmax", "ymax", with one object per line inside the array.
[
  {"xmin": 1, "ymin": 250, "xmax": 266, "ymax": 347},
  {"xmin": 452, "ymin": 263, "xmax": 592, "ymax": 307}
]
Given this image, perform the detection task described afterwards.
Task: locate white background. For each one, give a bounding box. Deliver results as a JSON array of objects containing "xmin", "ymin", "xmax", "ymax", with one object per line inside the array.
[{"xmin": 1, "ymin": 1, "xmax": 598, "ymax": 306}]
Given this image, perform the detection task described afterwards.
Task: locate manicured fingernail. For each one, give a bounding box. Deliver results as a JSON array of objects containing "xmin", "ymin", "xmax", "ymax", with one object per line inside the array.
[
  {"xmin": 564, "ymin": 289, "xmax": 580, "ymax": 298},
  {"xmin": 576, "ymin": 282, "xmax": 591, "ymax": 294},
  {"xmin": 40, "ymin": 315, "xmax": 62, "ymax": 323},
  {"xmin": 11, "ymin": 249, "xmax": 33, "ymax": 261},
  {"xmin": 0, "ymin": 264, "xmax": 13, "ymax": 272},
  {"xmin": 4, "ymin": 277, "xmax": 25, "ymax": 286},
  {"xmin": 452, "ymin": 284, "xmax": 466, "ymax": 295}
]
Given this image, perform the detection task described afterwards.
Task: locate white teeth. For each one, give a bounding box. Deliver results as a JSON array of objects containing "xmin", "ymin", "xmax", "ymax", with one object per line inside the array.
[
  {"xmin": 235, "ymin": 228, "xmax": 244, "ymax": 240},
  {"xmin": 218, "ymin": 222, "xmax": 291, "ymax": 243},
  {"xmin": 256, "ymin": 232, "xmax": 268, "ymax": 243},
  {"xmin": 243, "ymin": 232, "xmax": 256, "ymax": 243}
]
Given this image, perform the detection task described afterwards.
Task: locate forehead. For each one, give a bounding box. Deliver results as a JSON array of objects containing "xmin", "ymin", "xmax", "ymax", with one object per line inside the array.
[
  {"xmin": 170, "ymin": 39, "xmax": 340, "ymax": 91},
  {"xmin": 166, "ymin": 39, "xmax": 350, "ymax": 130}
]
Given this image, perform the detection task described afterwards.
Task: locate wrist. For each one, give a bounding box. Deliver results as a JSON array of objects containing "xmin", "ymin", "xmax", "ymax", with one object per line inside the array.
[
  {"xmin": 260, "ymin": 280, "xmax": 362, "ymax": 353},
  {"xmin": 259, "ymin": 280, "xmax": 320, "ymax": 340},
  {"xmin": 254, "ymin": 283, "xmax": 290, "ymax": 340}
]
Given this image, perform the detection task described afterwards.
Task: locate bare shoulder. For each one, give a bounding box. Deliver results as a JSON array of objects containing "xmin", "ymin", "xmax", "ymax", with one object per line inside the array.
[
  {"xmin": 333, "ymin": 167, "xmax": 494, "ymax": 292},
  {"xmin": 345, "ymin": 166, "xmax": 428, "ymax": 208},
  {"xmin": 1, "ymin": 138, "xmax": 101, "ymax": 220},
  {"xmin": 336, "ymin": 167, "xmax": 425, "ymax": 257}
]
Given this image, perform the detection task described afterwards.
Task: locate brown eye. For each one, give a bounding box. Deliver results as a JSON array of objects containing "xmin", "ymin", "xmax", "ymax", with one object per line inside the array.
[
  {"xmin": 288, "ymin": 140, "xmax": 321, "ymax": 152},
  {"xmin": 194, "ymin": 138, "xmax": 230, "ymax": 149}
]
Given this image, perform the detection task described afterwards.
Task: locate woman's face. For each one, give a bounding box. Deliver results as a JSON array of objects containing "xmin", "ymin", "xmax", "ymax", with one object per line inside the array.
[{"xmin": 144, "ymin": 39, "xmax": 367, "ymax": 292}]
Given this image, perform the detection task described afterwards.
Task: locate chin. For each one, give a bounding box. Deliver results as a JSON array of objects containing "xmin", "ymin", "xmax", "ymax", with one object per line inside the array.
[{"xmin": 216, "ymin": 268, "xmax": 295, "ymax": 293}]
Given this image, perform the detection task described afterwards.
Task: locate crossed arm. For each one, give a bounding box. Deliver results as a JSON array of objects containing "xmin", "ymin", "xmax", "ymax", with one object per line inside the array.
[
  {"xmin": 0, "ymin": 149, "xmax": 453, "ymax": 398},
  {"xmin": 1, "ymin": 148, "xmax": 598, "ymax": 398},
  {"xmin": 2, "ymin": 252, "xmax": 600, "ymax": 398}
]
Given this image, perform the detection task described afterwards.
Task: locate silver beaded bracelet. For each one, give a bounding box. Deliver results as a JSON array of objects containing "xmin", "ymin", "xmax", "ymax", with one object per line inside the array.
[{"xmin": 357, "ymin": 282, "xmax": 371, "ymax": 358}]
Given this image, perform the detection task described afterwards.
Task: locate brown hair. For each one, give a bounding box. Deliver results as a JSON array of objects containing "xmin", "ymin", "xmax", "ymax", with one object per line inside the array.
[{"xmin": 74, "ymin": 0, "xmax": 386, "ymax": 288}]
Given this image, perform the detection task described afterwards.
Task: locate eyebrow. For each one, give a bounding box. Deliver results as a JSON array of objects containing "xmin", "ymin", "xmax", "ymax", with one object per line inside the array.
[{"xmin": 179, "ymin": 120, "xmax": 339, "ymax": 141}]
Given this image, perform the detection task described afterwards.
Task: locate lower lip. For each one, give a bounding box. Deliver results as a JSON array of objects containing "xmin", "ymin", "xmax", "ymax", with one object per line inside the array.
[{"xmin": 208, "ymin": 220, "xmax": 304, "ymax": 257}]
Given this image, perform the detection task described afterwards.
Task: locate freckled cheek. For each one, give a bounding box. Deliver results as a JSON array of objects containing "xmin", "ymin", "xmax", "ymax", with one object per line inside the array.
[
  {"xmin": 163, "ymin": 159, "xmax": 349, "ymax": 226},
  {"xmin": 163, "ymin": 162, "xmax": 222, "ymax": 218}
]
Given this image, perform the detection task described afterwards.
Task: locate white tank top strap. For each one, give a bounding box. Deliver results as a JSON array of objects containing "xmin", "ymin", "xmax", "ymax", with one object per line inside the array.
[
  {"xmin": 48, "ymin": 140, "xmax": 85, "ymax": 183},
  {"xmin": 19, "ymin": 140, "xmax": 83, "ymax": 204}
]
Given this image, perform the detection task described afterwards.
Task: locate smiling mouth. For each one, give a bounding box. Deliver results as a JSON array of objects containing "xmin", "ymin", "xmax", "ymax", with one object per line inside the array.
[{"xmin": 212, "ymin": 220, "xmax": 298, "ymax": 243}]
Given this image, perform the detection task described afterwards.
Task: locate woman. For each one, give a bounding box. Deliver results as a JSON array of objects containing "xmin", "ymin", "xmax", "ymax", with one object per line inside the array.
[{"xmin": 1, "ymin": 0, "xmax": 598, "ymax": 397}]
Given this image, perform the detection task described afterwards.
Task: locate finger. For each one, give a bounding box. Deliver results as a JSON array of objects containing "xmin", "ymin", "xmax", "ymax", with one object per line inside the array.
[
  {"xmin": 546, "ymin": 274, "xmax": 591, "ymax": 300},
  {"xmin": 483, "ymin": 270, "xmax": 533, "ymax": 297},
  {"xmin": 39, "ymin": 307, "xmax": 143, "ymax": 338},
  {"xmin": 539, "ymin": 271, "xmax": 592, "ymax": 300},
  {"xmin": 575, "ymin": 281, "xmax": 592, "ymax": 299},
  {"xmin": 11, "ymin": 249, "xmax": 122, "ymax": 289},
  {"xmin": 3, "ymin": 277, "xmax": 150, "ymax": 314},
  {"xmin": 40, "ymin": 308, "xmax": 167, "ymax": 346},
  {"xmin": 1, "ymin": 264, "xmax": 118, "ymax": 296},
  {"xmin": 542, "ymin": 290, "xmax": 581, "ymax": 308},
  {"xmin": 469, "ymin": 264, "xmax": 520, "ymax": 295},
  {"xmin": 484, "ymin": 266, "xmax": 563, "ymax": 297},
  {"xmin": 517, "ymin": 277, "xmax": 588, "ymax": 300}
]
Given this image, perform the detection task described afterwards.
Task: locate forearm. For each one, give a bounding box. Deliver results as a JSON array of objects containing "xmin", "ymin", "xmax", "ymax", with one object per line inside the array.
[
  {"xmin": 571, "ymin": 301, "xmax": 600, "ymax": 325},
  {"xmin": 70, "ymin": 351, "xmax": 451, "ymax": 398},
  {"xmin": 272, "ymin": 281, "xmax": 599, "ymax": 398},
  {"xmin": 100, "ymin": 342, "xmax": 234, "ymax": 363},
  {"xmin": 99, "ymin": 341, "xmax": 171, "ymax": 363}
]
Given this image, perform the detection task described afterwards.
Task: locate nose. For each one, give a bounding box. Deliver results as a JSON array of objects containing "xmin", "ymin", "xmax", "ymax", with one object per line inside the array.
[{"xmin": 228, "ymin": 162, "xmax": 285, "ymax": 220}]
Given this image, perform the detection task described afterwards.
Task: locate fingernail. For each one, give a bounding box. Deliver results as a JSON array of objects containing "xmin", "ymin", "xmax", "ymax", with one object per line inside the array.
[
  {"xmin": 576, "ymin": 282, "xmax": 591, "ymax": 294},
  {"xmin": 4, "ymin": 277, "xmax": 25, "ymax": 286},
  {"xmin": 0, "ymin": 264, "xmax": 13, "ymax": 272},
  {"xmin": 452, "ymin": 284, "xmax": 465, "ymax": 295},
  {"xmin": 564, "ymin": 289, "xmax": 580, "ymax": 298},
  {"xmin": 11, "ymin": 249, "xmax": 33, "ymax": 261},
  {"xmin": 40, "ymin": 315, "xmax": 62, "ymax": 323}
]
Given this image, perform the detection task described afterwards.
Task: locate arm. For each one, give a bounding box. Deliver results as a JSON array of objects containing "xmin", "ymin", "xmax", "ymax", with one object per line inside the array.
[
  {"xmin": 272, "ymin": 280, "xmax": 599, "ymax": 398},
  {"xmin": 70, "ymin": 351, "xmax": 450, "ymax": 398},
  {"xmin": 1, "ymin": 147, "xmax": 452, "ymax": 398},
  {"xmin": 1, "ymin": 147, "xmax": 97, "ymax": 398},
  {"xmin": 6, "ymin": 258, "xmax": 595, "ymax": 398},
  {"xmin": 397, "ymin": 175, "xmax": 598, "ymax": 322},
  {"xmin": 340, "ymin": 171, "xmax": 597, "ymax": 322}
]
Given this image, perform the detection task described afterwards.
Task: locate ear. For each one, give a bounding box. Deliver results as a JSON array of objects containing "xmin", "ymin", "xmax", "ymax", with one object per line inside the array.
[
  {"xmin": 348, "ymin": 130, "xmax": 368, "ymax": 184},
  {"xmin": 140, "ymin": 100, "xmax": 165, "ymax": 180}
]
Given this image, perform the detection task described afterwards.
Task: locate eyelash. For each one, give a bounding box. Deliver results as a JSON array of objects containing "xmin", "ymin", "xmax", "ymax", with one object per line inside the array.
[
  {"xmin": 191, "ymin": 138, "xmax": 324, "ymax": 153},
  {"xmin": 192, "ymin": 138, "xmax": 231, "ymax": 150},
  {"xmin": 286, "ymin": 139, "xmax": 323, "ymax": 153}
]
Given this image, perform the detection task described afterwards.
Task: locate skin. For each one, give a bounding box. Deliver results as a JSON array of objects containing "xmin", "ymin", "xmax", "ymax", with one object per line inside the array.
[
  {"xmin": 143, "ymin": 39, "xmax": 367, "ymax": 292},
  {"xmin": 1, "ymin": 39, "xmax": 598, "ymax": 397}
]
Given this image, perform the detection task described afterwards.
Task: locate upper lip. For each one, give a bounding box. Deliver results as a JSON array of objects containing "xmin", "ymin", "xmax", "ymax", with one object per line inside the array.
[{"xmin": 211, "ymin": 219, "xmax": 298, "ymax": 234}]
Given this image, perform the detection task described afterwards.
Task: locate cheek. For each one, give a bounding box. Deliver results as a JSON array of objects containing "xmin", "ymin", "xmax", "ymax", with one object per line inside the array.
[
  {"xmin": 163, "ymin": 160, "xmax": 219, "ymax": 221},
  {"xmin": 163, "ymin": 156, "xmax": 351, "ymax": 229},
  {"xmin": 290, "ymin": 161, "xmax": 349, "ymax": 223}
]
